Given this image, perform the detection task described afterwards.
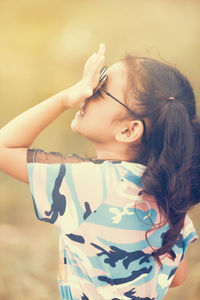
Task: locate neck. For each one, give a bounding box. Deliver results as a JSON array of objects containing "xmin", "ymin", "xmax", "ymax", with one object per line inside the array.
[{"xmin": 95, "ymin": 146, "xmax": 141, "ymax": 162}]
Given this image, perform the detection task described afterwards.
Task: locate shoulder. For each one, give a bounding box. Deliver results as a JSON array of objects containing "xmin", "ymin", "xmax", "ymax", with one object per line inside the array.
[{"xmin": 27, "ymin": 149, "xmax": 91, "ymax": 164}]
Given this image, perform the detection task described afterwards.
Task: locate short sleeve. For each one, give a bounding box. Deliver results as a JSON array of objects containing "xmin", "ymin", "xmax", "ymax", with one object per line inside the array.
[
  {"xmin": 27, "ymin": 148, "xmax": 86, "ymax": 164},
  {"xmin": 27, "ymin": 149, "xmax": 73, "ymax": 227},
  {"xmin": 26, "ymin": 149, "xmax": 110, "ymax": 231},
  {"xmin": 181, "ymin": 214, "xmax": 198, "ymax": 260}
]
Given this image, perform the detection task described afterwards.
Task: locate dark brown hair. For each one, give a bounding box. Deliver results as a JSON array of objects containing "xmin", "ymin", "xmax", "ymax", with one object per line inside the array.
[{"xmin": 123, "ymin": 56, "xmax": 200, "ymax": 262}]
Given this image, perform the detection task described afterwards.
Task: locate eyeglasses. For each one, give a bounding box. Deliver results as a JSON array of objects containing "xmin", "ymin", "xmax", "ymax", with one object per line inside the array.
[{"xmin": 93, "ymin": 66, "xmax": 147, "ymax": 144}]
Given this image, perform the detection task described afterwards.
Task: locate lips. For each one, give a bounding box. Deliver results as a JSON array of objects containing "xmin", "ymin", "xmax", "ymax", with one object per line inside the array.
[
  {"xmin": 80, "ymin": 110, "xmax": 85, "ymax": 116},
  {"xmin": 79, "ymin": 104, "xmax": 85, "ymax": 116},
  {"xmin": 79, "ymin": 101, "xmax": 87, "ymax": 116}
]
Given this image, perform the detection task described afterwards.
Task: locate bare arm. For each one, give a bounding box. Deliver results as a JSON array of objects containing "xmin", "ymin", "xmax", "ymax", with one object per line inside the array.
[
  {"xmin": 0, "ymin": 92, "xmax": 67, "ymax": 183},
  {"xmin": 0, "ymin": 44, "xmax": 105, "ymax": 183},
  {"xmin": 169, "ymin": 257, "xmax": 188, "ymax": 288}
]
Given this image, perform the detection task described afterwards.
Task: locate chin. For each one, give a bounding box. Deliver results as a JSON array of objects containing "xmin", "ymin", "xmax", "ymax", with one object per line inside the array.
[
  {"xmin": 71, "ymin": 117, "xmax": 86, "ymax": 137},
  {"xmin": 70, "ymin": 119, "xmax": 79, "ymax": 133},
  {"xmin": 70, "ymin": 110, "xmax": 84, "ymax": 133},
  {"xmin": 70, "ymin": 113, "xmax": 97, "ymax": 141}
]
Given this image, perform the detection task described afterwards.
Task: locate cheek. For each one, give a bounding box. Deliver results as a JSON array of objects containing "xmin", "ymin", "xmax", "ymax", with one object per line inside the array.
[
  {"xmin": 70, "ymin": 109, "xmax": 103, "ymax": 135},
  {"xmin": 70, "ymin": 99, "xmax": 122, "ymax": 141},
  {"xmin": 70, "ymin": 111, "xmax": 113, "ymax": 142}
]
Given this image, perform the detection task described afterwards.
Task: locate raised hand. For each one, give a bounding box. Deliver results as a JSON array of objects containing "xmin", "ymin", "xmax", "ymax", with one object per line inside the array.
[
  {"xmin": 0, "ymin": 44, "xmax": 106, "ymax": 183},
  {"xmin": 63, "ymin": 43, "xmax": 106, "ymax": 109}
]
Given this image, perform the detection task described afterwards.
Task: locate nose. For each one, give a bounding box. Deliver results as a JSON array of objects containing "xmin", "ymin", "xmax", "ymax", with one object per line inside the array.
[{"xmin": 84, "ymin": 98, "xmax": 90, "ymax": 105}]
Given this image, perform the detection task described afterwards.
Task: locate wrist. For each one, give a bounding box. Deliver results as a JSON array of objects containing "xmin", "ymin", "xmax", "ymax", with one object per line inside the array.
[
  {"xmin": 61, "ymin": 81, "xmax": 89, "ymax": 109},
  {"xmin": 52, "ymin": 90, "xmax": 71, "ymax": 110}
]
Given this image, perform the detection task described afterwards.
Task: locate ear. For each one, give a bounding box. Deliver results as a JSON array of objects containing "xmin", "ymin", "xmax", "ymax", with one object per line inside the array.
[{"xmin": 115, "ymin": 120, "xmax": 144, "ymax": 144}]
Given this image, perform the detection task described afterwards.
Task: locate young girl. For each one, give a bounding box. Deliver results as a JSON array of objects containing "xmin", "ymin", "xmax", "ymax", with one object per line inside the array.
[{"xmin": 0, "ymin": 43, "xmax": 199, "ymax": 300}]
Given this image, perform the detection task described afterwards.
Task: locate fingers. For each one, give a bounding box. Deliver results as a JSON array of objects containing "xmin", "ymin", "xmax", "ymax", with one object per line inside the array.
[
  {"xmin": 93, "ymin": 43, "xmax": 105, "ymax": 67},
  {"xmin": 84, "ymin": 52, "xmax": 97, "ymax": 70},
  {"xmin": 89, "ymin": 43, "xmax": 105, "ymax": 73},
  {"xmin": 98, "ymin": 43, "xmax": 106, "ymax": 56},
  {"xmin": 88, "ymin": 43, "xmax": 105, "ymax": 62},
  {"xmin": 92, "ymin": 54, "xmax": 105, "ymax": 73},
  {"xmin": 84, "ymin": 43, "xmax": 105, "ymax": 70},
  {"xmin": 82, "ymin": 43, "xmax": 106, "ymax": 96}
]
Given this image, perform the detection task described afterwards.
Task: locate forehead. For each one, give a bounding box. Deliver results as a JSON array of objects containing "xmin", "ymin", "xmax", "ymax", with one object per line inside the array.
[{"xmin": 105, "ymin": 61, "xmax": 127, "ymax": 100}]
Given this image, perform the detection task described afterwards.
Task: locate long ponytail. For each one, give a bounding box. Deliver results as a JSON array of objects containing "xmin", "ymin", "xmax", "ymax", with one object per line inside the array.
[
  {"xmin": 123, "ymin": 56, "xmax": 200, "ymax": 261},
  {"xmin": 143, "ymin": 99, "xmax": 195, "ymax": 260}
]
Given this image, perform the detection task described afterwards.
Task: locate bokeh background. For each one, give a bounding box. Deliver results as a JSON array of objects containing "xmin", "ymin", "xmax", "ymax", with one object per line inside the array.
[{"xmin": 0, "ymin": 0, "xmax": 200, "ymax": 299}]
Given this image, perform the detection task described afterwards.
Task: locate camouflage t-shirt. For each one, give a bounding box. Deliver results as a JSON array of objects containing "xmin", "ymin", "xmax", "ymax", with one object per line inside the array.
[{"xmin": 27, "ymin": 149, "xmax": 198, "ymax": 300}]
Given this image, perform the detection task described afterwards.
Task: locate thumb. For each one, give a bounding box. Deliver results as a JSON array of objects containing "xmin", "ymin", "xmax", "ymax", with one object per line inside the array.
[{"xmin": 84, "ymin": 88, "xmax": 93, "ymax": 98}]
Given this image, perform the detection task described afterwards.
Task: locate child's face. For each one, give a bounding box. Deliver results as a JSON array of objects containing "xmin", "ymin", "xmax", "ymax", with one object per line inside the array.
[{"xmin": 71, "ymin": 61, "xmax": 128, "ymax": 146}]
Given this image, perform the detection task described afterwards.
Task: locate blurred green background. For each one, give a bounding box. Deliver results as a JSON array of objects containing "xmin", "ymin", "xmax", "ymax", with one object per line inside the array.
[{"xmin": 0, "ymin": 0, "xmax": 200, "ymax": 299}]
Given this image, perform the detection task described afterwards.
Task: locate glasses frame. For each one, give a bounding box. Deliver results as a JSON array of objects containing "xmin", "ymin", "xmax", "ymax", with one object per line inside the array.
[{"xmin": 94, "ymin": 66, "xmax": 147, "ymax": 144}]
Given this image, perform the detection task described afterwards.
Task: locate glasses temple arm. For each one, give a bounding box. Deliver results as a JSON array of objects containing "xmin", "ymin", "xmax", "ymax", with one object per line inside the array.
[{"xmin": 100, "ymin": 87, "xmax": 147, "ymax": 144}]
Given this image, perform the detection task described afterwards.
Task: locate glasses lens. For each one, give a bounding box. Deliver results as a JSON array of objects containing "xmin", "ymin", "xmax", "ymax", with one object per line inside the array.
[
  {"xmin": 99, "ymin": 66, "xmax": 107, "ymax": 80},
  {"xmin": 93, "ymin": 73, "xmax": 108, "ymax": 94}
]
